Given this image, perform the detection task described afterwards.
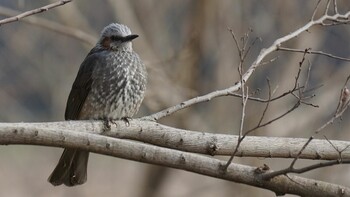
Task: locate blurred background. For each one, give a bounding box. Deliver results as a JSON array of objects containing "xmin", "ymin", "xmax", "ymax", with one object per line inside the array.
[{"xmin": 0, "ymin": 0, "xmax": 350, "ymax": 196}]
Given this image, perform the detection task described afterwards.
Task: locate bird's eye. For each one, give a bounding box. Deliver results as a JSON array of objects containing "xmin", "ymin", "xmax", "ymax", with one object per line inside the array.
[{"xmin": 111, "ymin": 35, "xmax": 122, "ymax": 41}]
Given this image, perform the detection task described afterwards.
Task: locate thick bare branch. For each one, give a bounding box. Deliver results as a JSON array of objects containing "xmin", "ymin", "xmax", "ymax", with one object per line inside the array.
[
  {"xmin": 0, "ymin": 120, "xmax": 349, "ymax": 160},
  {"xmin": 0, "ymin": 120, "xmax": 349, "ymax": 196}
]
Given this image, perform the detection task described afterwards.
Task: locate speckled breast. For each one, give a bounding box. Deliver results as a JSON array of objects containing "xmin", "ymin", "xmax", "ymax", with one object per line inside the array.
[{"xmin": 79, "ymin": 51, "xmax": 147, "ymax": 120}]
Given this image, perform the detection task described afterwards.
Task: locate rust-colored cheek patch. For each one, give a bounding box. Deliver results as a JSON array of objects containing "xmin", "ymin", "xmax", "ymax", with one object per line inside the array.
[{"xmin": 101, "ymin": 37, "xmax": 111, "ymax": 49}]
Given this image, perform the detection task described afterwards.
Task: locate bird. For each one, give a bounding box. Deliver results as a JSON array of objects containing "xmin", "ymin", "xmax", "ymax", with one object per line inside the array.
[{"xmin": 48, "ymin": 23, "xmax": 147, "ymax": 186}]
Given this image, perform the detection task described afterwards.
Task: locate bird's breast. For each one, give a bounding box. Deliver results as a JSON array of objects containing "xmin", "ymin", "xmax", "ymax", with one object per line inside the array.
[{"xmin": 79, "ymin": 51, "xmax": 147, "ymax": 120}]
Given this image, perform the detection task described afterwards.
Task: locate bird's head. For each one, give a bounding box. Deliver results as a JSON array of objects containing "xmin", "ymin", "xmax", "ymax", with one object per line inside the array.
[{"xmin": 98, "ymin": 23, "xmax": 138, "ymax": 52}]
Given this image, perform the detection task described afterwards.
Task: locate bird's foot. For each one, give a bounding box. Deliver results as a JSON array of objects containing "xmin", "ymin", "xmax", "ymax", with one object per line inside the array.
[
  {"xmin": 103, "ymin": 118, "xmax": 130, "ymax": 132},
  {"xmin": 121, "ymin": 117, "xmax": 131, "ymax": 127},
  {"xmin": 103, "ymin": 118, "xmax": 111, "ymax": 132}
]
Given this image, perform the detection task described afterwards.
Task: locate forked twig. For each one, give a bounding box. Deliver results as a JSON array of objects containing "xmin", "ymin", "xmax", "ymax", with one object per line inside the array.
[
  {"xmin": 262, "ymin": 75, "xmax": 350, "ymax": 180},
  {"xmin": 224, "ymin": 28, "xmax": 255, "ymax": 169}
]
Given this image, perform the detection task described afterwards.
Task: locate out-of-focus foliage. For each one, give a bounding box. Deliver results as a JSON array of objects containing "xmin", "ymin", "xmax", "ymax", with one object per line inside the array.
[{"xmin": 0, "ymin": 1, "xmax": 350, "ymax": 196}]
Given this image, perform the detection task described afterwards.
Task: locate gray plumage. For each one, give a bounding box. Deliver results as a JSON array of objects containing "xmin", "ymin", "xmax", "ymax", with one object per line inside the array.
[{"xmin": 48, "ymin": 23, "xmax": 147, "ymax": 186}]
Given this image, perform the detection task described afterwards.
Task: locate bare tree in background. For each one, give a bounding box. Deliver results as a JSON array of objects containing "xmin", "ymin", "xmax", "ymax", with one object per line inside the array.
[{"xmin": 0, "ymin": 0, "xmax": 350, "ymax": 196}]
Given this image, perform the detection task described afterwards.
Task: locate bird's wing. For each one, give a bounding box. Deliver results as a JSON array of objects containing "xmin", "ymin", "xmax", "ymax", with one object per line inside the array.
[{"xmin": 64, "ymin": 49, "xmax": 105, "ymax": 120}]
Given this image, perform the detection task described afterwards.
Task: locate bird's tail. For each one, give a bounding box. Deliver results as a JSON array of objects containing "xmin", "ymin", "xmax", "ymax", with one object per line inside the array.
[{"xmin": 48, "ymin": 148, "xmax": 89, "ymax": 186}]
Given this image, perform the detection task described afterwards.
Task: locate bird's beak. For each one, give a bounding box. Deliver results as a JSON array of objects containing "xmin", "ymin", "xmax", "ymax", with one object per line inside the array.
[{"xmin": 124, "ymin": 34, "xmax": 139, "ymax": 42}]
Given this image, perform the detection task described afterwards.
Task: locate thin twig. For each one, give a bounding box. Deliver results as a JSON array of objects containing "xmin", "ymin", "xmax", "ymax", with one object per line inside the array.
[
  {"xmin": 224, "ymin": 28, "xmax": 252, "ymax": 169},
  {"xmin": 324, "ymin": 135, "xmax": 350, "ymax": 160},
  {"xmin": 228, "ymin": 85, "xmax": 309, "ymax": 103},
  {"xmin": 0, "ymin": 0, "xmax": 72, "ymax": 26},
  {"xmin": 291, "ymin": 137, "xmax": 314, "ymax": 168},
  {"xmin": 245, "ymin": 101, "xmax": 301, "ymax": 134},
  {"xmin": 304, "ymin": 60, "xmax": 313, "ymax": 91},
  {"xmin": 241, "ymin": 30, "xmax": 250, "ymax": 58},
  {"xmin": 277, "ymin": 47, "xmax": 350, "ymax": 62},
  {"xmin": 263, "ymin": 159, "xmax": 350, "ymax": 180},
  {"xmin": 238, "ymin": 78, "xmax": 246, "ymax": 138},
  {"xmin": 257, "ymin": 79, "xmax": 272, "ymax": 126},
  {"xmin": 0, "ymin": 6, "xmax": 96, "ymax": 46},
  {"xmin": 311, "ymin": 0, "xmax": 322, "ymax": 21},
  {"xmin": 224, "ymin": 87, "xmax": 249, "ymax": 169},
  {"xmin": 228, "ymin": 28, "xmax": 241, "ymax": 57},
  {"xmin": 325, "ymin": 0, "xmax": 332, "ymax": 16},
  {"xmin": 333, "ymin": 0, "xmax": 338, "ymax": 14},
  {"xmin": 243, "ymin": 37, "xmax": 262, "ymax": 60}
]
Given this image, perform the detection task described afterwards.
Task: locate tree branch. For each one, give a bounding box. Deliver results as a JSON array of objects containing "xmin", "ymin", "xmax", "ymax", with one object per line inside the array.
[
  {"xmin": 1, "ymin": 120, "xmax": 349, "ymax": 160},
  {"xmin": 145, "ymin": 9, "xmax": 350, "ymax": 121},
  {"xmin": 0, "ymin": 120, "xmax": 349, "ymax": 196},
  {"xmin": 0, "ymin": 0, "xmax": 72, "ymax": 26},
  {"xmin": 277, "ymin": 46, "xmax": 350, "ymax": 62},
  {"xmin": 0, "ymin": 5, "xmax": 96, "ymax": 46}
]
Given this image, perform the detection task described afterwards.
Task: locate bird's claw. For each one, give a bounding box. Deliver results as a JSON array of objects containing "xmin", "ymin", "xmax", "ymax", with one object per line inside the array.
[
  {"xmin": 103, "ymin": 119, "xmax": 111, "ymax": 132},
  {"xmin": 121, "ymin": 117, "xmax": 131, "ymax": 126}
]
